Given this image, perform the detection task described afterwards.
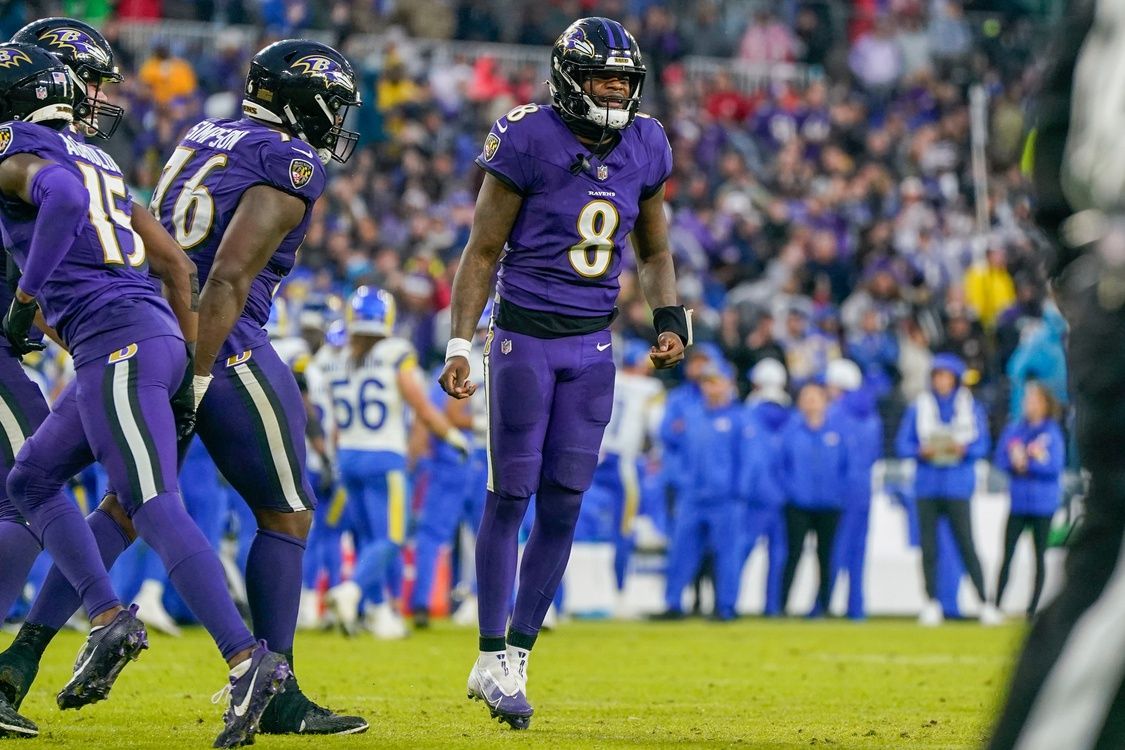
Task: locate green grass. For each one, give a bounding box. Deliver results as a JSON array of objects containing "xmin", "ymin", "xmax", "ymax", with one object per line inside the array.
[{"xmin": 6, "ymin": 619, "xmax": 1022, "ymax": 749}]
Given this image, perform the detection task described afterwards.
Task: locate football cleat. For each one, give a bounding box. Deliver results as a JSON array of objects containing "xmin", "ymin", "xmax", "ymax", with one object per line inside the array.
[
  {"xmin": 506, "ymin": 645, "xmax": 530, "ymax": 695},
  {"xmin": 980, "ymin": 603, "xmax": 1006, "ymax": 627},
  {"xmin": 325, "ymin": 581, "xmax": 362, "ymax": 637},
  {"xmin": 211, "ymin": 642, "xmax": 290, "ymax": 748},
  {"xmin": 467, "ymin": 655, "xmax": 533, "ymax": 730},
  {"xmin": 0, "ymin": 692, "xmax": 36, "ymax": 738},
  {"xmin": 57, "ymin": 605, "xmax": 148, "ymax": 710},
  {"xmin": 259, "ymin": 681, "xmax": 368, "ymax": 736},
  {"xmin": 368, "ymin": 603, "xmax": 408, "ymax": 640},
  {"xmin": 918, "ymin": 599, "xmax": 944, "ymax": 628},
  {"xmin": 0, "ymin": 630, "xmax": 45, "ymax": 711}
]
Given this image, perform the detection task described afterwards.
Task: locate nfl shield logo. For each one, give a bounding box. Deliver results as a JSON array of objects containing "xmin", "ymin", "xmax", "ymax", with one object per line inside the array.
[
  {"xmin": 597, "ymin": 164, "xmax": 608, "ymax": 181},
  {"xmin": 289, "ymin": 158, "xmax": 315, "ymax": 190},
  {"xmin": 34, "ymin": 85, "xmax": 46, "ymax": 100},
  {"xmin": 500, "ymin": 339, "xmax": 512, "ymax": 355}
]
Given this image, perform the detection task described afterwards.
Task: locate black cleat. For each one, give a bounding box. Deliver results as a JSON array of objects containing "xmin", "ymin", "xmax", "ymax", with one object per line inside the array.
[
  {"xmin": 412, "ymin": 608, "xmax": 430, "ymax": 629},
  {"xmin": 258, "ymin": 677, "xmax": 368, "ymax": 736},
  {"xmin": 57, "ymin": 605, "xmax": 148, "ymax": 710},
  {"xmin": 212, "ymin": 643, "xmax": 290, "ymax": 748},
  {"xmin": 0, "ymin": 692, "xmax": 36, "ymax": 739},
  {"xmin": 0, "ymin": 641, "xmax": 41, "ymax": 711}
]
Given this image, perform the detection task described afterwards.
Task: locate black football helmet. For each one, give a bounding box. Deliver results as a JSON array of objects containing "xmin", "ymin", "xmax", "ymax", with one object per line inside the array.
[
  {"xmin": 11, "ymin": 18, "xmax": 124, "ymax": 138},
  {"xmin": 549, "ymin": 17, "xmax": 646, "ymax": 139},
  {"xmin": 243, "ymin": 39, "xmax": 362, "ymax": 164},
  {"xmin": 0, "ymin": 43, "xmax": 74, "ymax": 127}
]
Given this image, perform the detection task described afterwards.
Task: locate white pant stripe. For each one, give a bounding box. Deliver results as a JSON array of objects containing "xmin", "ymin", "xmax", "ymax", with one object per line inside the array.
[
  {"xmin": 1016, "ymin": 534, "xmax": 1125, "ymax": 750},
  {"xmin": 111, "ymin": 359, "xmax": 159, "ymax": 502},
  {"xmin": 483, "ymin": 339, "xmax": 494, "ymax": 494},
  {"xmin": 233, "ymin": 362, "xmax": 305, "ymax": 512},
  {"xmin": 0, "ymin": 389, "xmax": 26, "ymax": 461}
]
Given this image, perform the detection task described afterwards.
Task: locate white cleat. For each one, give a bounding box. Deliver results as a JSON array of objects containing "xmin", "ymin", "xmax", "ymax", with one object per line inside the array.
[
  {"xmin": 452, "ymin": 595, "xmax": 478, "ymax": 627},
  {"xmin": 506, "ymin": 644, "xmax": 529, "ymax": 695},
  {"xmin": 918, "ymin": 599, "xmax": 944, "ymax": 627},
  {"xmin": 297, "ymin": 588, "xmax": 322, "ymax": 630},
  {"xmin": 326, "ymin": 581, "xmax": 362, "ymax": 636},
  {"xmin": 369, "ymin": 602, "xmax": 408, "ymax": 640},
  {"xmin": 134, "ymin": 580, "xmax": 181, "ymax": 637},
  {"xmin": 467, "ymin": 654, "xmax": 532, "ymax": 730},
  {"xmin": 979, "ymin": 603, "xmax": 1005, "ymax": 627}
]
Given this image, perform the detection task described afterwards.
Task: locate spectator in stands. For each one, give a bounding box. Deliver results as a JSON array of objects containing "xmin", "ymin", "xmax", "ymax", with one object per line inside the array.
[
  {"xmin": 780, "ymin": 380, "xmax": 848, "ymax": 617},
  {"xmin": 848, "ymin": 16, "xmax": 903, "ymax": 97},
  {"xmin": 738, "ymin": 8, "xmax": 797, "ymax": 65},
  {"xmin": 1006, "ymin": 304, "xmax": 1068, "ymax": 420},
  {"xmin": 895, "ymin": 354, "xmax": 1002, "ymax": 626},
  {"xmin": 138, "ymin": 42, "xmax": 197, "ymax": 106},
  {"xmin": 993, "ymin": 381, "xmax": 1064, "ymax": 617},
  {"xmin": 964, "ymin": 243, "xmax": 1017, "ymax": 330}
]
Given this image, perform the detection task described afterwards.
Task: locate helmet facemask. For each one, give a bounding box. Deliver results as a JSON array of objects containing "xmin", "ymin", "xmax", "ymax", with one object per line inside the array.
[
  {"xmin": 282, "ymin": 89, "xmax": 361, "ymax": 165},
  {"xmin": 551, "ymin": 59, "xmax": 644, "ymax": 132},
  {"xmin": 68, "ymin": 63, "xmax": 123, "ymax": 139}
]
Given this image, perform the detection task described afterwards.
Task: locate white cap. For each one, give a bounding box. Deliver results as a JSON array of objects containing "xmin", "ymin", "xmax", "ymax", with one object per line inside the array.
[
  {"xmin": 826, "ymin": 359, "xmax": 862, "ymax": 392},
  {"xmin": 750, "ymin": 358, "xmax": 787, "ymax": 390}
]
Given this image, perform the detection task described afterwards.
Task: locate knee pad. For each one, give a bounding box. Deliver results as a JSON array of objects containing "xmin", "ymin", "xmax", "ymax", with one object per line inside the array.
[
  {"xmin": 541, "ymin": 447, "xmax": 600, "ymax": 493},
  {"xmin": 6, "ymin": 460, "xmax": 59, "ymax": 513}
]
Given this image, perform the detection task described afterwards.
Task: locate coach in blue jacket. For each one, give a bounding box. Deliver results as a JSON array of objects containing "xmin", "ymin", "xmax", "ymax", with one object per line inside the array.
[
  {"xmin": 779, "ymin": 380, "xmax": 849, "ymax": 616},
  {"xmin": 826, "ymin": 359, "xmax": 883, "ymax": 620},
  {"xmin": 896, "ymin": 353, "xmax": 1001, "ymax": 626},
  {"xmin": 993, "ymin": 381, "xmax": 1064, "ymax": 616},
  {"xmin": 740, "ymin": 358, "xmax": 792, "ymax": 616},
  {"xmin": 661, "ymin": 359, "xmax": 745, "ymax": 620}
]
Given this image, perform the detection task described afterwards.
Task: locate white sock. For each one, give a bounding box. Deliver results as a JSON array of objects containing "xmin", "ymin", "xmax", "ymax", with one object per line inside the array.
[
  {"xmin": 478, "ymin": 649, "xmax": 508, "ymax": 672},
  {"xmin": 229, "ymin": 656, "xmax": 253, "ymax": 679}
]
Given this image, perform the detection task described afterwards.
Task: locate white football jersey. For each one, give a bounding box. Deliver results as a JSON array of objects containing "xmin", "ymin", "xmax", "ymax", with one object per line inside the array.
[
  {"xmin": 600, "ymin": 372, "xmax": 664, "ymax": 460},
  {"xmin": 324, "ymin": 337, "xmax": 416, "ymax": 454},
  {"xmin": 270, "ymin": 335, "xmax": 310, "ymax": 369},
  {"xmin": 302, "ymin": 345, "xmax": 337, "ymax": 472}
]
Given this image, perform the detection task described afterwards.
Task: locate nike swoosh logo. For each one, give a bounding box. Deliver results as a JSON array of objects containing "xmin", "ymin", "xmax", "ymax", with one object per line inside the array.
[
  {"xmin": 232, "ymin": 670, "xmax": 258, "ymax": 717},
  {"xmin": 596, "ymin": 342, "xmax": 611, "ymax": 351},
  {"xmin": 292, "ymin": 147, "xmax": 317, "ymax": 160},
  {"xmin": 73, "ymin": 645, "xmax": 98, "ymax": 676}
]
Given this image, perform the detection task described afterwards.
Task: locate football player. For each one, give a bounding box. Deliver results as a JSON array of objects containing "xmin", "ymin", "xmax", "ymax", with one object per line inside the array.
[{"xmin": 438, "ymin": 17, "xmax": 687, "ymax": 729}]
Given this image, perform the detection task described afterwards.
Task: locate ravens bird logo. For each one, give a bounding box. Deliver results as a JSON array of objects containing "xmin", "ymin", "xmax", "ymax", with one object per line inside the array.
[
  {"xmin": 38, "ymin": 28, "xmax": 112, "ymax": 68},
  {"xmin": 0, "ymin": 49, "xmax": 32, "ymax": 69},
  {"xmin": 288, "ymin": 55, "xmax": 354, "ymax": 90}
]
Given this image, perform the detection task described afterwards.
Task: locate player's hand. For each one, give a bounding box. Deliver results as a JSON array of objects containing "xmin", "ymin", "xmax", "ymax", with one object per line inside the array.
[
  {"xmin": 170, "ymin": 360, "xmax": 199, "ymax": 443},
  {"xmin": 439, "ymin": 356, "xmax": 477, "ymax": 399},
  {"xmin": 649, "ymin": 332, "xmax": 685, "ymax": 369},
  {"xmin": 2, "ymin": 296, "xmax": 45, "ymax": 358},
  {"xmin": 317, "ymin": 458, "xmax": 335, "ymax": 496}
]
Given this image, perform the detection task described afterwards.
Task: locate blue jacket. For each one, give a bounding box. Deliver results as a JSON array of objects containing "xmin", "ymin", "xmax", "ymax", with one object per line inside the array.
[
  {"xmin": 679, "ymin": 399, "xmax": 744, "ymax": 506},
  {"xmin": 740, "ymin": 400, "xmax": 792, "ymax": 509},
  {"xmin": 661, "ymin": 382, "xmax": 702, "ymax": 492},
  {"xmin": 994, "ymin": 418, "xmax": 1065, "ymax": 517},
  {"xmin": 780, "ymin": 413, "xmax": 849, "ymax": 511},
  {"xmin": 895, "ymin": 393, "xmax": 990, "ymax": 500},
  {"xmin": 1007, "ymin": 307, "xmax": 1068, "ymax": 418},
  {"xmin": 829, "ymin": 387, "xmax": 883, "ymax": 506}
]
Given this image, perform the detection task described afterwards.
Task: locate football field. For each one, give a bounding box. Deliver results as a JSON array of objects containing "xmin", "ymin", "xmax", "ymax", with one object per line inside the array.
[{"xmin": 6, "ymin": 620, "xmax": 1020, "ymax": 749}]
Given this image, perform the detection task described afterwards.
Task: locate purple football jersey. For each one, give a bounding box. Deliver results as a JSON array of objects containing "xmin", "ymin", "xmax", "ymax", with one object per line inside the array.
[
  {"xmin": 0, "ymin": 121, "xmax": 177, "ymax": 364},
  {"xmin": 476, "ymin": 105, "xmax": 672, "ymax": 318},
  {"xmin": 150, "ymin": 117, "xmax": 326, "ymax": 359}
]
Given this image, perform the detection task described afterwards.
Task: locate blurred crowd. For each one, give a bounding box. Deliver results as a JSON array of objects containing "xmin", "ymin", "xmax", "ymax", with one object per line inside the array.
[
  {"xmin": 0, "ymin": 0, "xmax": 1076, "ymax": 630},
  {"xmin": 10, "ymin": 0, "xmax": 1060, "ymax": 442}
]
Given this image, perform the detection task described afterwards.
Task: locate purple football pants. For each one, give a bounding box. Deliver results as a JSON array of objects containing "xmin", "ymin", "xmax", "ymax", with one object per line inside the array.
[
  {"xmin": 476, "ymin": 324, "xmax": 615, "ymax": 638},
  {"xmin": 0, "ymin": 352, "xmax": 50, "ymax": 618},
  {"xmin": 9, "ymin": 335, "xmax": 254, "ymax": 659}
]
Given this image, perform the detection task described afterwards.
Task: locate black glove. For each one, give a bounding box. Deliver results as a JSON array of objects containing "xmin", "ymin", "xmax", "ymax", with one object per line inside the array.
[
  {"xmin": 2, "ymin": 296, "xmax": 44, "ymax": 357},
  {"xmin": 170, "ymin": 356, "xmax": 198, "ymax": 444},
  {"xmin": 317, "ymin": 456, "xmax": 335, "ymax": 496}
]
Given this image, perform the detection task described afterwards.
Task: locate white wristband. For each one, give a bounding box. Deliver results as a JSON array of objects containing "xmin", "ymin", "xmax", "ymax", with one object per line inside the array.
[
  {"xmin": 192, "ymin": 374, "xmax": 214, "ymax": 410},
  {"xmin": 445, "ymin": 338, "xmax": 472, "ymax": 362}
]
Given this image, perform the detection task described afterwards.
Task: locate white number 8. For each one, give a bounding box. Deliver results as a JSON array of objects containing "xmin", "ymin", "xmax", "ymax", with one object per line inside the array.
[{"xmin": 569, "ymin": 200, "xmax": 619, "ymax": 278}]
